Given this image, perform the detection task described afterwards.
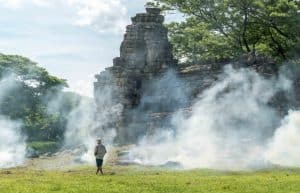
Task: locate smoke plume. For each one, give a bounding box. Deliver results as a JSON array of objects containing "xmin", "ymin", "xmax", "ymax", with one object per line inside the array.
[
  {"xmin": 46, "ymin": 73, "xmax": 123, "ymax": 164},
  {"xmin": 0, "ymin": 117, "xmax": 25, "ymax": 168},
  {"xmin": 266, "ymin": 110, "xmax": 300, "ymax": 167},
  {"xmin": 0, "ymin": 75, "xmax": 26, "ymax": 168},
  {"xmin": 63, "ymin": 96, "xmax": 120, "ymax": 163},
  {"xmin": 129, "ymin": 65, "xmax": 299, "ymax": 170}
]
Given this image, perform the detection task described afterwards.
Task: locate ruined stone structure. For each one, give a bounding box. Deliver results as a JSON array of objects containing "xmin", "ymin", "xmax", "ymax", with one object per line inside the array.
[
  {"xmin": 94, "ymin": 7, "xmax": 176, "ymax": 108},
  {"xmin": 94, "ymin": 8, "xmax": 300, "ymax": 143},
  {"xmin": 94, "ymin": 8, "xmax": 178, "ymax": 142}
]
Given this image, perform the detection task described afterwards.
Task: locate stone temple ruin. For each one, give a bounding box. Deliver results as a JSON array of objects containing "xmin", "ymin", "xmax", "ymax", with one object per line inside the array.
[
  {"xmin": 94, "ymin": 8, "xmax": 180, "ymax": 142},
  {"xmin": 95, "ymin": 8, "xmax": 176, "ymax": 108},
  {"xmin": 94, "ymin": 8, "xmax": 300, "ymax": 143}
]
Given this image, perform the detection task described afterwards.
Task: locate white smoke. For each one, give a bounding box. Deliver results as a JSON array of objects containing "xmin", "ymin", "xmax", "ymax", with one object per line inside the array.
[
  {"xmin": 0, "ymin": 75, "xmax": 26, "ymax": 168},
  {"xmin": 47, "ymin": 73, "xmax": 122, "ymax": 164},
  {"xmin": 0, "ymin": 117, "xmax": 25, "ymax": 168},
  {"xmin": 63, "ymin": 96, "xmax": 120, "ymax": 164},
  {"xmin": 129, "ymin": 65, "xmax": 297, "ymax": 170},
  {"xmin": 266, "ymin": 110, "xmax": 300, "ymax": 167}
]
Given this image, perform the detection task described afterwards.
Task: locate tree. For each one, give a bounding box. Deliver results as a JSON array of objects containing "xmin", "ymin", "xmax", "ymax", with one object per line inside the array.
[
  {"xmin": 0, "ymin": 54, "xmax": 69, "ymax": 141},
  {"xmin": 149, "ymin": 0, "xmax": 300, "ymax": 62}
]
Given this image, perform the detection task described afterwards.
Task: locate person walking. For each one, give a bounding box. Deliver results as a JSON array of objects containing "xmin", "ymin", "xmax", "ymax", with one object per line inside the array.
[{"xmin": 94, "ymin": 139, "xmax": 107, "ymax": 175}]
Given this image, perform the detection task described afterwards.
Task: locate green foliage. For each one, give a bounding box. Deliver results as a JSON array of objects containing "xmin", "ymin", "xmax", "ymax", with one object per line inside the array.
[
  {"xmin": 151, "ymin": 0, "xmax": 300, "ymax": 62},
  {"xmin": 167, "ymin": 19, "xmax": 237, "ymax": 63},
  {"xmin": 27, "ymin": 141, "xmax": 60, "ymax": 154},
  {"xmin": 1, "ymin": 167, "xmax": 300, "ymax": 193},
  {"xmin": 0, "ymin": 54, "xmax": 67, "ymax": 92},
  {"xmin": 0, "ymin": 53, "xmax": 80, "ymax": 143}
]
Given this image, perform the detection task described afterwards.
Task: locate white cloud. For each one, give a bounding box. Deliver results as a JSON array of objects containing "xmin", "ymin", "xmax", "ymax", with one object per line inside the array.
[
  {"xmin": 0, "ymin": 0, "xmax": 23, "ymax": 9},
  {"xmin": 65, "ymin": 75, "xmax": 96, "ymax": 97},
  {"xmin": 66, "ymin": 0, "xmax": 128, "ymax": 33},
  {"xmin": 0, "ymin": 0, "xmax": 51, "ymax": 8},
  {"xmin": 31, "ymin": 0, "xmax": 51, "ymax": 7},
  {"xmin": 0, "ymin": 0, "xmax": 128, "ymax": 33},
  {"xmin": 0, "ymin": 0, "xmax": 147, "ymax": 97}
]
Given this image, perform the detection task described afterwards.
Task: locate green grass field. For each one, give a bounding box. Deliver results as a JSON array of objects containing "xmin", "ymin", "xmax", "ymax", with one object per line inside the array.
[{"xmin": 1, "ymin": 166, "xmax": 300, "ymax": 193}]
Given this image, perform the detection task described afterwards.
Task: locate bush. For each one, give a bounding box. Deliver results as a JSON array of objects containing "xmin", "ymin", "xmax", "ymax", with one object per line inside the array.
[{"xmin": 27, "ymin": 141, "xmax": 60, "ymax": 155}]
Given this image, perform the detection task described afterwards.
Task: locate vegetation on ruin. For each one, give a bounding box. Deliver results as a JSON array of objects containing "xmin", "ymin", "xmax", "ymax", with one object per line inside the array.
[{"xmin": 148, "ymin": 0, "xmax": 300, "ymax": 63}]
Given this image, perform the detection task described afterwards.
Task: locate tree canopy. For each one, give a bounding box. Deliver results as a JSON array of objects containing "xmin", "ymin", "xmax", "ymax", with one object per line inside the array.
[
  {"xmin": 148, "ymin": 0, "xmax": 300, "ymax": 63},
  {"xmin": 0, "ymin": 54, "xmax": 77, "ymax": 142}
]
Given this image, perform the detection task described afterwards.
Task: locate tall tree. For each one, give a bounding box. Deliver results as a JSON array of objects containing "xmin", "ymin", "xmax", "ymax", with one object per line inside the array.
[
  {"xmin": 0, "ymin": 54, "xmax": 68, "ymax": 141},
  {"xmin": 149, "ymin": 0, "xmax": 300, "ymax": 62}
]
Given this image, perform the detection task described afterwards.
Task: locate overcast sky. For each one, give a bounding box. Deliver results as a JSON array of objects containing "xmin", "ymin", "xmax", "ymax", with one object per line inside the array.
[{"xmin": 0, "ymin": 0, "xmax": 182, "ymax": 97}]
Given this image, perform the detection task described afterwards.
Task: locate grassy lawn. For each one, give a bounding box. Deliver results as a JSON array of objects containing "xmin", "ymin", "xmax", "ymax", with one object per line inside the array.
[{"xmin": 0, "ymin": 166, "xmax": 300, "ymax": 193}]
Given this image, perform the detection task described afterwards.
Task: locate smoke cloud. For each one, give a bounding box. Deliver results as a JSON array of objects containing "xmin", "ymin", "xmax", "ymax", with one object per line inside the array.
[
  {"xmin": 124, "ymin": 70, "xmax": 190, "ymax": 142},
  {"xmin": 46, "ymin": 73, "xmax": 123, "ymax": 164},
  {"xmin": 0, "ymin": 75, "xmax": 26, "ymax": 168},
  {"xmin": 266, "ymin": 110, "xmax": 300, "ymax": 167},
  {"xmin": 63, "ymin": 96, "xmax": 120, "ymax": 164},
  {"xmin": 128, "ymin": 65, "xmax": 299, "ymax": 170},
  {"xmin": 0, "ymin": 117, "xmax": 25, "ymax": 168}
]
